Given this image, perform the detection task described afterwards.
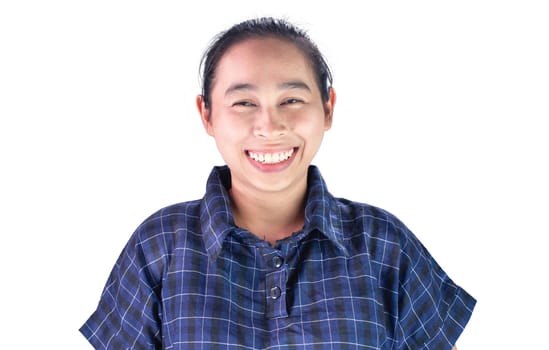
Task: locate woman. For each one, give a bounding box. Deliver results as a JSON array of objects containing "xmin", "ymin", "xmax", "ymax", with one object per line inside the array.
[{"xmin": 81, "ymin": 17, "xmax": 475, "ymax": 349}]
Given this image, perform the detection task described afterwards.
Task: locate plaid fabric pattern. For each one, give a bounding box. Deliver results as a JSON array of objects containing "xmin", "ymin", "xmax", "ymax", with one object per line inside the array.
[{"xmin": 81, "ymin": 166, "xmax": 475, "ymax": 349}]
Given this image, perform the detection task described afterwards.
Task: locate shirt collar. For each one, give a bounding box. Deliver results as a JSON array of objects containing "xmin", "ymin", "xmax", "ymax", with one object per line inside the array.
[
  {"xmin": 303, "ymin": 166, "xmax": 349, "ymax": 257},
  {"xmin": 200, "ymin": 165, "xmax": 348, "ymax": 260}
]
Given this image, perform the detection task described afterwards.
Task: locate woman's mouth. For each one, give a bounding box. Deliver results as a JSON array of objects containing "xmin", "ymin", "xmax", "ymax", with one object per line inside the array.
[{"xmin": 246, "ymin": 148, "xmax": 296, "ymax": 164}]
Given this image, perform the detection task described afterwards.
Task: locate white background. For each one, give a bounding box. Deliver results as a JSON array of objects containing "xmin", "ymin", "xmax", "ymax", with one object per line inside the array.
[{"xmin": 1, "ymin": 1, "xmax": 547, "ymax": 348}]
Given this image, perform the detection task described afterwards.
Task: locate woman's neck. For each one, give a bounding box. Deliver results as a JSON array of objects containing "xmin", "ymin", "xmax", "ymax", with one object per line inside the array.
[{"xmin": 229, "ymin": 181, "xmax": 307, "ymax": 246}]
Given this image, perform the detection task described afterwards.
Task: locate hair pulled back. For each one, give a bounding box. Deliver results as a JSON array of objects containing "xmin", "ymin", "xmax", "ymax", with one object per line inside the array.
[{"xmin": 199, "ymin": 17, "xmax": 333, "ymax": 108}]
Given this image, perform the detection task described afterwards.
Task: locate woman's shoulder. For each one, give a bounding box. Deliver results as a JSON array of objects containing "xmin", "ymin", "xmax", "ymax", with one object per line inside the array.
[
  {"xmin": 126, "ymin": 199, "xmax": 205, "ymax": 258},
  {"xmin": 139, "ymin": 199, "xmax": 203, "ymax": 231},
  {"xmin": 333, "ymin": 196, "xmax": 410, "ymax": 236},
  {"xmin": 330, "ymin": 196, "xmax": 425, "ymax": 260}
]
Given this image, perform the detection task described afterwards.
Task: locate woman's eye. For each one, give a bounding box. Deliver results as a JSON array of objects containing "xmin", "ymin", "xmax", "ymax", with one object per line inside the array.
[
  {"xmin": 282, "ymin": 98, "xmax": 302, "ymax": 105},
  {"xmin": 232, "ymin": 101, "xmax": 256, "ymax": 107}
]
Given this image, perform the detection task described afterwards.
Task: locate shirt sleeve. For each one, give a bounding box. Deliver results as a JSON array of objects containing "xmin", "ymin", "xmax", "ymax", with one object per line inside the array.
[
  {"xmin": 396, "ymin": 228, "xmax": 476, "ymax": 350},
  {"xmin": 80, "ymin": 232, "xmax": 164, "ymax": 350}
]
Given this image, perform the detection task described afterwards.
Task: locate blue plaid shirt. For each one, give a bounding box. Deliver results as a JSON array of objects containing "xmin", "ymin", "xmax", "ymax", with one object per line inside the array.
[{"xmin": 81, "ymin": 165, "xmax": 475, "ymax": 349}]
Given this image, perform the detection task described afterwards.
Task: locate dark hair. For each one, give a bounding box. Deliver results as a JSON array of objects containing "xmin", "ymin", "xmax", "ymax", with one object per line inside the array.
[{"xmin": 199, "ymin": 17, "xmax": 333, "ymax": 108}]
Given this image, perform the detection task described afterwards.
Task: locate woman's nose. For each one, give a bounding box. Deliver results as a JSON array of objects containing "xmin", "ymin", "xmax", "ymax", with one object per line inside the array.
[{"xmin": 253, "ymin": 108, "xmax": 287, "ymax": 138}]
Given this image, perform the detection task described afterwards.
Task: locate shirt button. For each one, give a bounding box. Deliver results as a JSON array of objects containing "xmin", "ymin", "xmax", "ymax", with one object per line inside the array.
[
  {"xmin": 270, "ymin": 286, "xmax": 281, "ymax": 300},
  {"xmin": 272, "ymin": 255, "xmax": 284, "ymax": 268}
]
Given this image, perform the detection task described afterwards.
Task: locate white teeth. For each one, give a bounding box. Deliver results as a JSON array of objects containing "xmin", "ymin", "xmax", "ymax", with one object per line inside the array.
[{"xmin": 248, "ymin": 149, "xmax": 294, "ymax": 164}]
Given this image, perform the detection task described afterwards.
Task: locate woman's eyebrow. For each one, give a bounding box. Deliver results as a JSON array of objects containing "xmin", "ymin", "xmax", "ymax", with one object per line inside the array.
[
  {"xmin": 224, "ymin": 83, "xmax": 257, "ymax": 96},
  {"xmin": 278, "ymin": 81, "xmax": 311, "ymax": 92},
  {"xmin": 224, "ymin": 81, "xmax": 311, "ymax": 96}
]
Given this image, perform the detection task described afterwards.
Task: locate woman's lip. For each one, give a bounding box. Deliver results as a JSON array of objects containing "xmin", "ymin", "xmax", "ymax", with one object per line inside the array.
[
  {"xmin": 245, "ymin": 147, "xmax": 298, "ymax": 171},
  {"xmin": 246, "ymin": 147, "xmax": 296, "ymax": 163},
  {"xmin": 245, "ymin": 147, "xmax": 296, "ymax": 154}
]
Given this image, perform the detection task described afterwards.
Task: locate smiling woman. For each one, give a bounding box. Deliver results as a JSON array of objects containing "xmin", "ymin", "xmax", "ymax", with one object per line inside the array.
[
  {"xmin": 197, "ymin": 36, "xmax": 334, "ymax": 223},
  {"xmin": 80, "ymin": 17, "xmax": 475, "ymax": 349}
]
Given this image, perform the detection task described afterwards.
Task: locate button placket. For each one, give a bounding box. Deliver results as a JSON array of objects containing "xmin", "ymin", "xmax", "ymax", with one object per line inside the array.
[{"xmin": 264, "ymin": 252, "xmax": 288, "ymax": 319}]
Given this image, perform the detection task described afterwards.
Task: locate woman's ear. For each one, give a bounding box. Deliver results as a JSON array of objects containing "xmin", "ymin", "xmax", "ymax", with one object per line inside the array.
[
  {"xmin": 323, "ymin": 87, "xmax": 336, "ymax": 131},
  {"xmin": 196, "ymin": 95, "xmax": 214, "ymax": 136}
]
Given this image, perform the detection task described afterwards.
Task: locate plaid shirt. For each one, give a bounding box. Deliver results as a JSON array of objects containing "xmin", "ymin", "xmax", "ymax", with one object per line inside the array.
[{"xmin": 81, "ymin": 165, "xmax": 475, "ymax": 349}]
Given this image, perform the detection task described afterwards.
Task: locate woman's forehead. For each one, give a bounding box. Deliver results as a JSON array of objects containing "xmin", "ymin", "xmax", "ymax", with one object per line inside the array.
[{"xmin": 213, "ymin": 38, "xmax": 317, "ymax": 89}]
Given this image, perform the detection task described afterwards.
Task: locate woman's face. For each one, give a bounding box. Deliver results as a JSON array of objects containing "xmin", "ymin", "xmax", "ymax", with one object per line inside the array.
[{"xmin": 197, "ymin": 37, "xmax": 335, "ymax": 197}]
